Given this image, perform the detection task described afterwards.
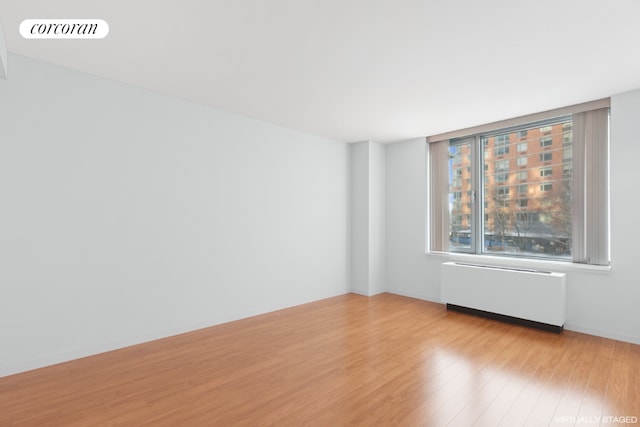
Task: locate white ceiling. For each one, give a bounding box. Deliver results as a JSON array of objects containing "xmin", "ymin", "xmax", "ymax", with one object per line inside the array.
[{"xmin": 1, "ymin": 0, "xmax": 639, "ymax": 143}]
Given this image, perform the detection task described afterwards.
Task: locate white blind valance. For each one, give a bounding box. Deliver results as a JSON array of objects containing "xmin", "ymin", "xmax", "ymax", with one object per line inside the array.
[{"xmin": 427, "ymin": 98, "xmax": 610, "ymax": 144}]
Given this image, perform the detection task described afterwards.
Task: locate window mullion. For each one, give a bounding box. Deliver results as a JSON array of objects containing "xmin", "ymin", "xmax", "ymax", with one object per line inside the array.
[{"xmin": 471, "ymin": 135, "xmax": 482, "ymax": 254}]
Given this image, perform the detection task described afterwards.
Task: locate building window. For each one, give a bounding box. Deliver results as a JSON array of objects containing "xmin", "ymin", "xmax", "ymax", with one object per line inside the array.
[
  {"xmin": 495, "ymin": 186, "xmax": 509, "ymax": 197},
  {"xmin": 495, "ymin": 159, "xmax": 509, "ymax": 172},
  {"xmin": 563, "ymin": 147, "xmax": 573, "ymax": 161},
  {"xmin": 494, "ymin": 134, "xmax": 509, "ymax": 156},
  {"xmin": 540, "ymin": 136, "xmax": 553, "ymax": 147},
  {"xmin": 539, "ymin": 167, "xmax": 553, "ymax": 177},
  {"xmin": 496, "ymin": 199, "xmax": 510, "ymax": 208},
  {"xmin": 540, "ymin": 152, "xmax": 553, "ymax": 162},
  {"xmin": 495, "ymin": 173, "xmax": 509, "ymax": 182},
  {"xmin": 516, "ymin": 212, "xmax": 540, "ymax": 222},
  {"xmin": 428, "ymin": 101, "xmax": 610, "ymax": 265}
]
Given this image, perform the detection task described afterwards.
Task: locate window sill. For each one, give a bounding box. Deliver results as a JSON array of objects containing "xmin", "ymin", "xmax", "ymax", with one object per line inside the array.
[{"xmin": 426, "ymin": 251, "xmax": 612, "ymax": 274}]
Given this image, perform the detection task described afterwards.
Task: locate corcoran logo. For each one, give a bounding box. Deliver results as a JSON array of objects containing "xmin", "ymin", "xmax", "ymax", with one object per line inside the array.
[{"xmin": 19, "ymin": 19, "xmax": 109, "ymax": 39}]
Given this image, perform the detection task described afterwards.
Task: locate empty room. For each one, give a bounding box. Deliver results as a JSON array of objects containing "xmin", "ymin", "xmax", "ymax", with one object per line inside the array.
[{"xmin": 1, "ymin": 1, "xmax": 639, "ymax": 426}]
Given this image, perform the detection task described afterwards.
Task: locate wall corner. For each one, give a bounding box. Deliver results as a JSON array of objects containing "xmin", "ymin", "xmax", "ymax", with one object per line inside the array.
[{"xmin": 0, "ymin": 20, "xmax": 8, "ymax": 79}]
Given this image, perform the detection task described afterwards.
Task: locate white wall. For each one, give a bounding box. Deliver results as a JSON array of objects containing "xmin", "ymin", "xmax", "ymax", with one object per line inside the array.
[
  {"xmin": 385, "ymin": 138, "xmax": 435, "ymax": 300},
  {"xmin": 0, "ymin": 54, "xmax": 350, "ymax": 377},
  {"xmin": 386, "ymin": 92, "xmax": 640, "ymax": 344},
  {"xmin": 350, "ymin": 142, "xmax": 369, "ymax": 295},
  {"xmin": 350, "ymin": 141, "xmax": 385, "ymax": 296},
  {"xmin": 369, "ymin": 142, "xmax": 385, "ymax": 296},
  {"xmin": 0, "ymin": 21, "xmax": 7, "ymax": 79}
]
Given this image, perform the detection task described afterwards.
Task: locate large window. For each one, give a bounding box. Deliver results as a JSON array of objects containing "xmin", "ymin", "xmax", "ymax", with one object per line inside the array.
[{"xmin": 428, "ymin": 100, "xmax": 610, "ymax": 265}]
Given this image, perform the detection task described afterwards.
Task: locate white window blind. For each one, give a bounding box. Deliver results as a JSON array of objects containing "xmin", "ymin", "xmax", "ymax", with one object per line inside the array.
[
  {"xmin": 572, "ymin": 108, "xmax": 610, "ymax": 265},
  {"xmin": 429, "ymin": 139, "xmax": 450, "ymax": 252}
]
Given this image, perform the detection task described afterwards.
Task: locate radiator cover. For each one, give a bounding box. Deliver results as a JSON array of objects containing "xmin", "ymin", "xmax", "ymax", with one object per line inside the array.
[{"xmin": 440, "ymin": 262, "xmax": 567, "ymax": 329}]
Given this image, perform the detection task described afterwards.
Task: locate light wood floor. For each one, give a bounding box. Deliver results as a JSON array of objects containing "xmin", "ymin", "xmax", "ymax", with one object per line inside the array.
[{"xmin": 1, "ymin": 293, "xmax": 638, "ymax": 426}]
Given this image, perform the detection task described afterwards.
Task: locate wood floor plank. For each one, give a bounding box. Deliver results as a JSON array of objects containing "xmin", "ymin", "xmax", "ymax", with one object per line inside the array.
[
  {"xmin": 448, "ymin": 328, "xmax": 540, "ymax": 426},
  {"xmin": 524, "ymin": 334, "xmax": 600, "ymax": 426},
  {"xmin": 497, "ymin": 335, "xmax": 567, "ymax": 426},
  {"xmin": 470, "ymin": 328, "xmax": 555, "ymax": 426},
  {"xmin": 547, "ymin": 336, "xmax": 615, "ymax": 426},
  {"xmin": 0, "ymin": 293, "xmax": 638, "ymax": 427}
]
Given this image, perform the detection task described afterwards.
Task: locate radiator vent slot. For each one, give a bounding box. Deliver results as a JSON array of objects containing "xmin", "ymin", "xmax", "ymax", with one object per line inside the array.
[{"xmin": 451, "ymin": 262, "xmax": 552, "ymax": 274}]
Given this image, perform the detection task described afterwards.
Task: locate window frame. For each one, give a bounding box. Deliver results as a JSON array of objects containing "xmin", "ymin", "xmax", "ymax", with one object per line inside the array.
[
  {"xmin": 448, "ymin": 116, "xmax": 570, "ymax": 259},
  {"xmin": 427, "ymin": 98, "xmax": 611, "ymax": 268}
]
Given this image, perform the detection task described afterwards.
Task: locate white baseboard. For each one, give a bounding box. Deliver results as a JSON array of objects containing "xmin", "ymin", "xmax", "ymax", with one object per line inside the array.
[
  {"xmin": 0, "ymin": 319, "xmax": 223, "ymax": 378},
  {"xmin": 386, "ymin": 290, "xmax": 640, "ymax": 345},
  {"xmin": 384, "ymin": 289, "xmax": 442, "ymax": 303},
  {"xmin": 564, "ymin": 323, "xmax": 640, "ymax": 345}
]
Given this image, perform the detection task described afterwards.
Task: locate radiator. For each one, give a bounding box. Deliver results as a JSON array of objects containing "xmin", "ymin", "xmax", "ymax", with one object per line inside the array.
[{"xmin": 440, "ymin": 262, "xmax": 566, "ymax": 330}]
